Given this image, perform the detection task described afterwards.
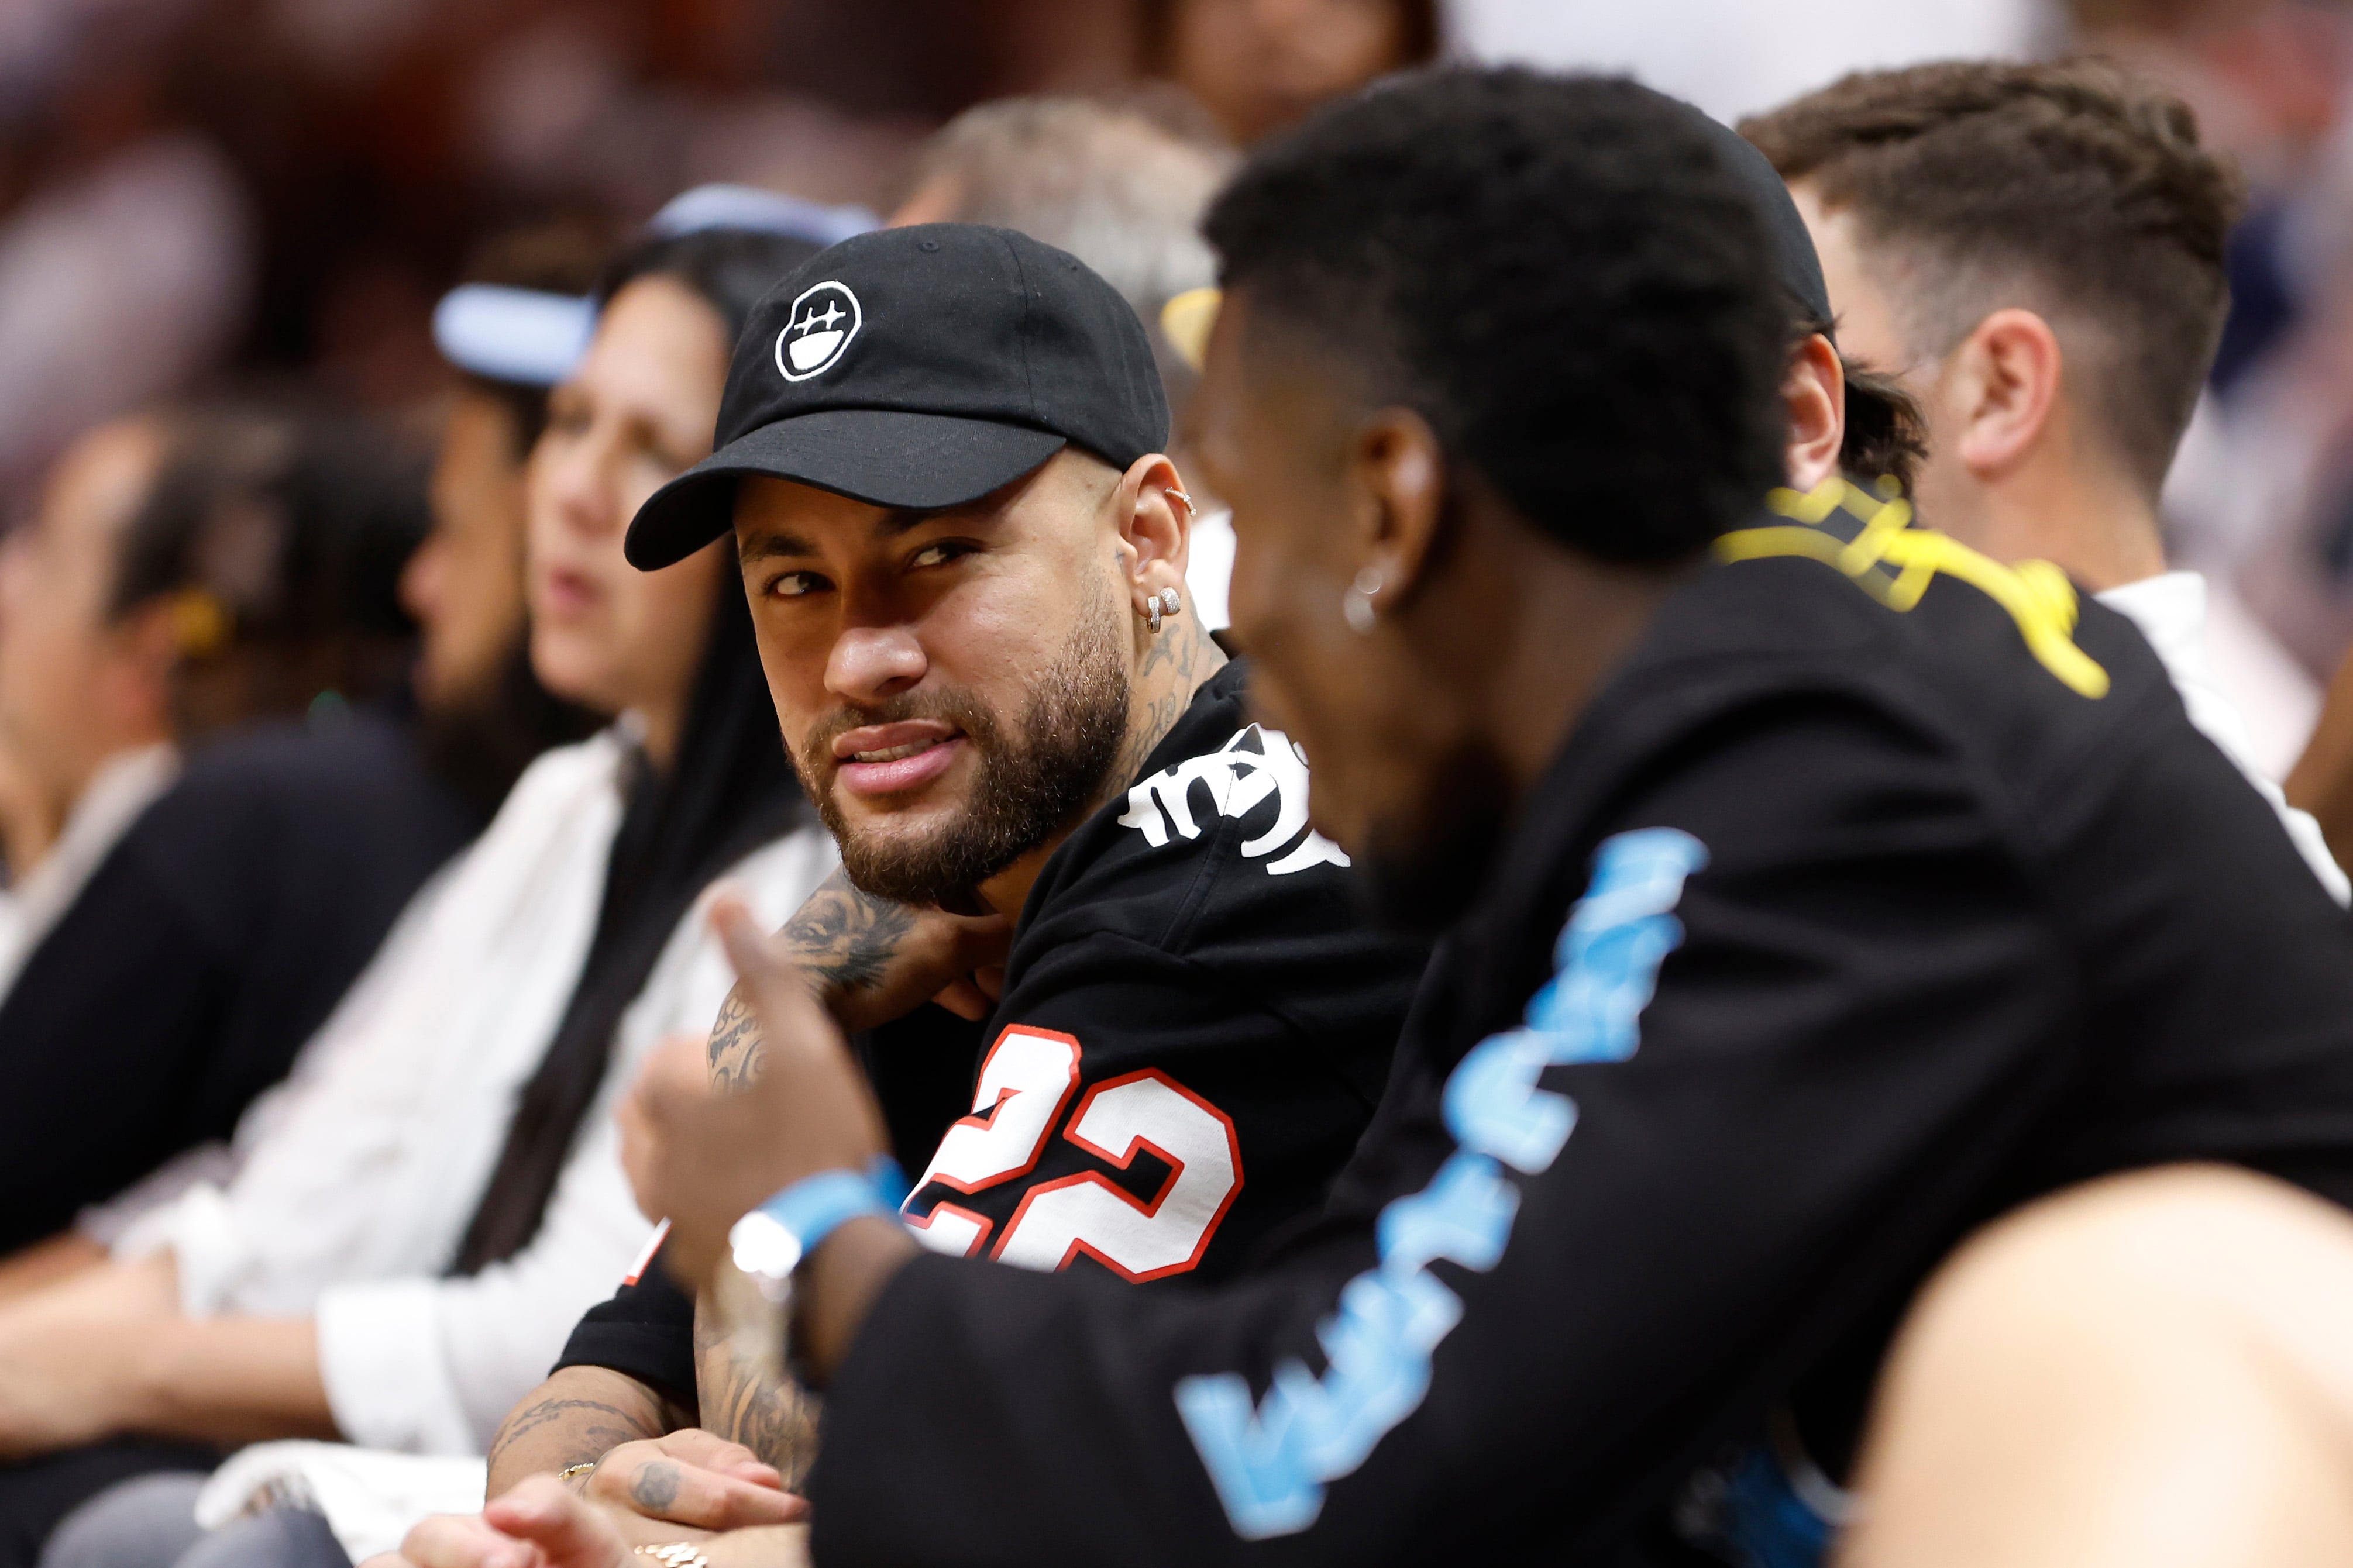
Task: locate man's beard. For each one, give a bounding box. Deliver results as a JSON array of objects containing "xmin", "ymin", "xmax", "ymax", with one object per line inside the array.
[
  {"xmin": 1354, "ymin": 742, "xmax": 1516, "ymax": 937},
  {"xmin": 800, "ymin": 595, "xmax": 1131, "ymax": 907}
]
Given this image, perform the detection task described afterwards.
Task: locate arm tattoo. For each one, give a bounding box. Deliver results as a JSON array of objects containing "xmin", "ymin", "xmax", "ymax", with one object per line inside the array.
[
  {"xmin": 705, "ymin": 881, "xmax": 916, "ymax": 1090},
  {"xmin": 694, "ymin": 1293, "xmax": 822, "ymax": 1488},
  {"xmin": 707, "ymin": 986, "xmax": 765, "ymax": 1093},
  {"xmin": 487, "ymin": 1394, "xmax": 666, "ymax": 1479}
]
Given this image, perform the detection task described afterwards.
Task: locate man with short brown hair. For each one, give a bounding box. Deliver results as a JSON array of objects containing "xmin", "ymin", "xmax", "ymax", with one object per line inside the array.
[{"xmin": 1743, "ymin": 59, "xmax": 2347, "ymax": 898}]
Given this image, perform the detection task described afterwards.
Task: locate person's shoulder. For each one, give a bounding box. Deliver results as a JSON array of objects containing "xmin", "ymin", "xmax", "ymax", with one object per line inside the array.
[
  {"xmin": 131, "ymin": 711, "xmax": 476, "ymax": 874},
  {"xmin": 1602, "ymin": 490, "xmax": 2183, "ymax": 819},
  {"xmin": 486, "ymin": 726, "xmax": 631, "ymax": 819},
  {"xmin": 168, "ymin": 710, "xmax": 449, "ymax": 807},
  {"xmin": 1024, "ymin": 660, "xmax": 1360, "ymax": 958}
]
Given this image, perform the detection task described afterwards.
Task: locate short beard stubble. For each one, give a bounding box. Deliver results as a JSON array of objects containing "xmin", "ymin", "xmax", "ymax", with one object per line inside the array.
[{"xmin": 800, "ymin": 588, "xmax": 1131, "ymax": 907}]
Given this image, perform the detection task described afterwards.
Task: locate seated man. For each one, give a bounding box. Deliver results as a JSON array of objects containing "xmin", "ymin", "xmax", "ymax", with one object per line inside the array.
[
  {"xmin": 412, "ymin": 68, "xmax": 2353, "ymax": 1568},
  {"xmin": 483, "ymin": 223, "xmax": 1433, "ymax": 1525},
  {"xmin": 1742, "ymin": 60, "xmax": 2347, "ymax": 900}
]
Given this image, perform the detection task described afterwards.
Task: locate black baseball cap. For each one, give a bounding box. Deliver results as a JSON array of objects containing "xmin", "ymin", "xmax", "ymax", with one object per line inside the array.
[
  {"xmin": 1691, "ymin": 108, "xmax": 1832, "ymax": 329},
  {"xmin": 625, "ymin": 223, "xmax": 1169, "ymax": 570}
]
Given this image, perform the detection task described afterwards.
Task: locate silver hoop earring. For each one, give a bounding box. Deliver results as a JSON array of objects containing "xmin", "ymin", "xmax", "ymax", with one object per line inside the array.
[
  {"xmin": 1146, "ymin": 597, "xmax": 1164, "ymax": 634},
  {"xmin": 1167, "ymin": 488, "xmax": 1196, "ymax": 517},
  {"xmin": 1157, "ymin": 587, "xmax": 1182, "ymax": 619},
  {"xmin": 1342, "ymin": 567, "xmax": 1384, "ymax": 636}
]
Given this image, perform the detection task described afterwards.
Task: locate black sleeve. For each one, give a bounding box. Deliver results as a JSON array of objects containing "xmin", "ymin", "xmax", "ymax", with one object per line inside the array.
[
  {"xmin": 805, "ymin": 700, "xmax": 2082, "ymax": 1566},
  {"xmin": 549, "ymin": 1009, "xmax": 983, "ymax": 1419},
  {"xmin": 552, "ymin": 1245, "xmax": 702, "ymax": 1415}
]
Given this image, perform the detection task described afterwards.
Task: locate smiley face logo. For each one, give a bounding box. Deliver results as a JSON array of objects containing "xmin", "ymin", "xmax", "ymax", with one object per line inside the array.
[{"xmin": 775, "ymin": 280, "xmax": 862, "ymax": 382}]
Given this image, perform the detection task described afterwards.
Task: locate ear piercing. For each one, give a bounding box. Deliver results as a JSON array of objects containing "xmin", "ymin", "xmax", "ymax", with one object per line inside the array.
[
  {"xmin": 1145, "ymin": 586, "xmax": 1182, "ymax": 634},
  {"xmin": 1168, "ymin": 487, "xmax": 1196, "ymax": 517},
  {"xmin": 1343, "ymin": 567, "xmax": 1384, "ymax": 635}
]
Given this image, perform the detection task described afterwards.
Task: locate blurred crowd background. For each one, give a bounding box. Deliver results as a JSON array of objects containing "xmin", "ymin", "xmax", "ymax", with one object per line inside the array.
[{"xmin": 4, "ymin": 0, "xmax": 2352, "ymax": 769}]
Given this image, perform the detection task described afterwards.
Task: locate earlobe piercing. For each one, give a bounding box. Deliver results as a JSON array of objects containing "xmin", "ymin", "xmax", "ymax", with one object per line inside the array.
[
  {"xmin": 1343, "ymin": 567, "xmax": 1384, "ymax": 635},
  {"xmin": 1145, "ymin": 586, "xmax": 1182, "ymax": 634}
]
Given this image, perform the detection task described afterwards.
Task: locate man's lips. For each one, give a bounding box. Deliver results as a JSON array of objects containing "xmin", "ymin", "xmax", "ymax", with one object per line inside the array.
[{"xmin": 831, "ymin": 719, "xmax": 965, "ymax": 798}]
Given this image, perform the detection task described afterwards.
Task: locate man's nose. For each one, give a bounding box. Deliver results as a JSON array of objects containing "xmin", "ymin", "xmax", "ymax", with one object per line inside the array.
[{"xmin": 825, "ymin": 625, "xmax": 927, "ymax": 704}]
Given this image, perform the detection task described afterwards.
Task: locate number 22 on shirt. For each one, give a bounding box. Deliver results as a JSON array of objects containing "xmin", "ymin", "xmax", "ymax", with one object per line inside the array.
[{"xmin": 903, "ymin": 1025, "xmax": 1244, "ymax": 1281}]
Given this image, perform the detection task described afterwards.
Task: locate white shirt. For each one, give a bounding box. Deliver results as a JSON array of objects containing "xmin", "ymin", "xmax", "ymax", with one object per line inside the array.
[
  {"xmin": 1186, "ymin": 509, "xmax": 1235, "ymax": 633},
  {"xmin": 2098, "ymin": 571, "xmax": 2349, "ymax": 904},
  {"xmin": 0, "ymin": 741, "xmax": 177, "ymax": 1001},
  {"xmin": 116, "ymin": 730, "xmax": 839, "ymax": 1453}
]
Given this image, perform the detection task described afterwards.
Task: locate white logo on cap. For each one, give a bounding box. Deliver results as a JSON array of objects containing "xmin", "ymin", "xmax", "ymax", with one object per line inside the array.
[{"xmin": 775, "ymin": 280, "xmax": 862, "ymax": 381}]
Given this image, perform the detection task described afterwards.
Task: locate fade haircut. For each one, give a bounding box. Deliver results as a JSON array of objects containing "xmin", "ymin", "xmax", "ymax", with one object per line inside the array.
[
  {"xmin": 1204, "ymin": 68, "xmax": 1788, "ymax": 562},
  {"xmin": 1741, "ymin": 60, "xmax": 2245, "ymax": 498}
]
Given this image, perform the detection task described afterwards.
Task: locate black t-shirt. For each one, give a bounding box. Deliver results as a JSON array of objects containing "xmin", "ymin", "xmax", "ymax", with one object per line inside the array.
[
  {"xmin": 804, "ymin": 501, "xmax": 2353, "ymax": 1567},
  {"xmin": 0, "ymin": 712, "xmax": 477, "ymax": 1252},
  {"xmin": 555, "ymin": 659, "xmax": 1432, "ymax": 1407}
]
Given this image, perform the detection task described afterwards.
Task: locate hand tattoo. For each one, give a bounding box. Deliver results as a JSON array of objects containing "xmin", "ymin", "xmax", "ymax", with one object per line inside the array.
[
  {"xmin": 779, "ymin": 876, "xmax": 917, "ymax": 998},
  {"xmin": 630, "ymin": 1460, "xmax": 682, "ymax": 1512}
]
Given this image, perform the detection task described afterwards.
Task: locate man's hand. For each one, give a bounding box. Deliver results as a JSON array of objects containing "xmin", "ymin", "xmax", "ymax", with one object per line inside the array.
[
  {"xmin": 376, "ymin": 1477, "xmax": 811, "ymax": 1568},
  {"xmin": 581, "ymin": 1429, "xmax": 805, "ymax": 1541},
  {"xmin": 378, "ymin": 1477, "xmax": 629, "ymax": 1568},
  {"xmin": 777, "ymin": 868, "xmax": 1012, "ymax": 1035},
  {"xmin": 622, "ymin": 899, "xmax": 891, "ymax": 1288},
  {"xmin": 486, "ymin": 1366, "xmax": 683, "ymax": 1501}
]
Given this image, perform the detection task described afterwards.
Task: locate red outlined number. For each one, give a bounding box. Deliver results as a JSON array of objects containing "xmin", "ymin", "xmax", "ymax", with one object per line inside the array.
[
  {"xmin": 911, "ymin": 1026, "xmax": 1081, "ymax": 1195},
  {"xmin": 903, "ymin": 1202, "xmax": 992, "ymax": 1259},
  {"xmin": 990, "ymin": 1070, "xmax": 1244, "ymax": 1281}
]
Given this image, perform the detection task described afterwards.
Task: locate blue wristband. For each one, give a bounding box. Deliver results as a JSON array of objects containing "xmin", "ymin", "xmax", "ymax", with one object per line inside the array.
[
  {"xmin": 730, "ymin": 1156, "xmax": 911, "ymax": 1282},
  {"xmin": 864, "ymin": 1153, "xmax": 911, "ymax": 1210},
  {"xmin": 756, "ymin": 1165, "xmax": 896, "ymax": 1254}
]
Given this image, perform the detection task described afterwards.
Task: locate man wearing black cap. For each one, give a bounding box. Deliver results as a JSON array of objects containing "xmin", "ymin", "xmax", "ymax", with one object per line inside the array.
[{"xmin": 475, "ymin": 223, "xmax": 1430, "ymax": 1522}]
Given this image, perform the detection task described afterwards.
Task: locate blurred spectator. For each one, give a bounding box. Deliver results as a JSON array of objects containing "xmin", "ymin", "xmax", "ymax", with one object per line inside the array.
[
  {"xmin": 0, "ymin": 216, "xmax": 836, "ymax": 1568},
  {"xmin": 1451, "ymin": 0, "xmax": 2046, "ymax": 125},
  {"xmin": 2092, "ymin": 2, "xmax": 2353, "ymax": 788},
  {"xmin": 1744, "ymin": 60, "xmax": 2347, "ymax": 907},
  {"xmin": 0, "ymin": 407, "xmax": 477, "ymax": 1273},
  {"xmin": 890, "ymin": 94, "xmax": 1243, "ymax": 624},
  {"xmin": 0, "ymin": 137, "xmax": 251, "ymax": 501},
  {"xmin": 1141, "ymin": 0, "xmax": 1440, "ymax": 144},
  {"xmin": 404, "ymin": 224, "xmax": 612, "ymax": 819},
  {"xmin": 0, "ymin": 418, "xmax": 176, "ymax": 945}
]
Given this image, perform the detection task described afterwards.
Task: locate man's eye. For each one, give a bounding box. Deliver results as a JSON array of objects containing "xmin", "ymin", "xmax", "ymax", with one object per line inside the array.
[
  {"xmin": 908, "ymin": 542, "xmax": 971, "ymax": 570},
  {"xmin": 769, "ymin": 571, "xmax": 828, "ymax": 598}
]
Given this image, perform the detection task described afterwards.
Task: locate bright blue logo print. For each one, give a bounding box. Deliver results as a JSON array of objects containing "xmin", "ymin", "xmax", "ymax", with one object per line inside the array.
[{"xmin": 1174, "ymin": 827, "xmax": 1707, "ymax": 1539}]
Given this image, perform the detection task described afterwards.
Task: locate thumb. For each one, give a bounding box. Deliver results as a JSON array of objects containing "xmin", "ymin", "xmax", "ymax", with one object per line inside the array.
[
  {"xmin": 710, "ymin": 898, "xmax": 889, "ymax": 1155},
  {"xmin": 711, "ymin": 897, "xmax": 834, "ymax": 1062}
]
